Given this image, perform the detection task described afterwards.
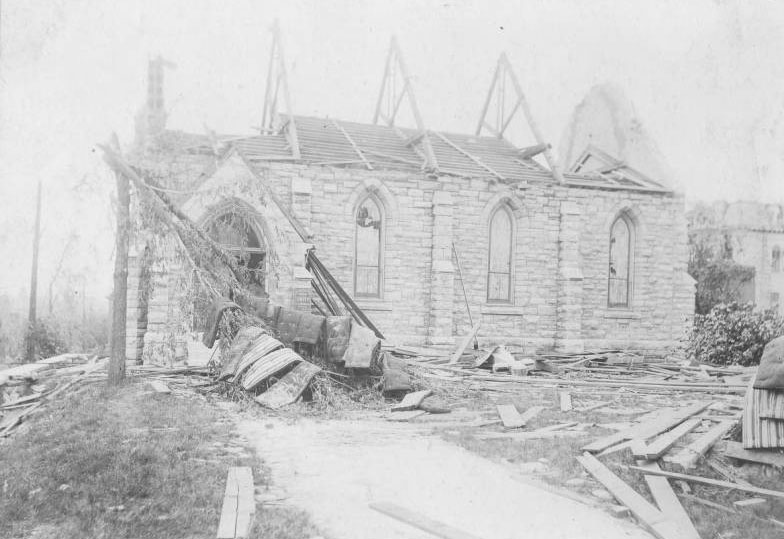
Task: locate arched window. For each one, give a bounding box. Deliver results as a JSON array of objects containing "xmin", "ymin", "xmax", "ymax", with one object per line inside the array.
[
  {"xmin": 355, "ymin": 196, "xmax": 383, "ymax": 297},
  {"xmin": 608, "ymin": 214, "xmax": 633, "ymax": 307},
  {"xmin": 487, "ymin": 206, "xmax": 514, "ymax": 302},
  {"xmin": 206, "ymin": 211, "xmax": 266, "ymax": 293},
  {"xmin": 772, "ymin": 247, "xmax": 781, "ymax": 272}
]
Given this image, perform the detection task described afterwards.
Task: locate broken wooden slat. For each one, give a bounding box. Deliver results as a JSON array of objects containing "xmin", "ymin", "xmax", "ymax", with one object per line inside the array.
[
  {"xmin": 254, "ymin": 362, "xmax": 321, "ymax": 409},
  {"xmin": 634, "ymin": 418, "xmax": 702, "ymax": 460},
  {"xmin": 582, "ymin": 402, "xmax": 711, "ymax": 453},
  {"xmin": 148, "ymin": 380, "xmax": 171, "ymax": 394},
  {"xmin": 518, "ymin": 405, "xmax": 544, "ymax": 427},
  {"xmin": 576, "ymin": 453, "xmax": 684, "ymax": 539},
  {"xmin": 576, "ymin": 401, "xmax": 611, "ymax": 413},
  {"xmin": 734, "ymin": 497, "xmax": 768, "ymax": 509},
  {"xmin": 472, "ymin": 347, "xmax": 496, "ymax": 368},
  {"xmin": 559, "ymin": 392, "xmax": 573, "ymax": 412},
  {"xmin": 627, "ymin": 465, "xmax": 784, "ymax": 500},
  {"xmin": 217, "ymin": 467, "xmax": 255, "ymax": 539},
  {"xmin": 636, "ymin": 460, "xmax": 700, "ymax": 539},
  {"xmin": 391, "ymin": 389, "xmax": 433, "ymax": 412},
  {"xmin": 449, "ymin": 323, "xmax": 480, "ymax": 365},
  {"xmin": 668, "ymin": 420, "xmax": 736, "ymax": 470},
  {"xmin": 724, "ymin": 440, "xmax": 784, "ymax": 468},
  {"xmin": 496, "ymin": 404, "xmax": 525, "ymax": 429},
  {"xmin": 369, "ymin": 501, "xmax": 484, "ymax": 539}
]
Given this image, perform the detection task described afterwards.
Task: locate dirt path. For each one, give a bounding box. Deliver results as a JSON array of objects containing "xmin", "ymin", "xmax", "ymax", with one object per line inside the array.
[{"xmin": 239, "ymin": 416, "xmax": 653, "ymax": 539}]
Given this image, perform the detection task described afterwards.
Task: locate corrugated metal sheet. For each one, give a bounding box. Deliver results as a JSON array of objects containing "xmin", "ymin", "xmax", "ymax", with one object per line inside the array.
[
  {"xmin": 241, "ymin": 348, "xmax": 304, "ymax": 391},
  {"xmin": 742, "ymin": 378, "xmax": 784, "ymax": 449},
  {"xmin": 231, "ymin": 335, "xmax": 284, "ymax": 383}
]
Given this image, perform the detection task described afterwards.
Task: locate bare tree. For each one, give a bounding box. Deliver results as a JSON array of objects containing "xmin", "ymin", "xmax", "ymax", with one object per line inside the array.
[{"xmin": 108, "ymin": 164, "xmax": 130, "ymax": 385}]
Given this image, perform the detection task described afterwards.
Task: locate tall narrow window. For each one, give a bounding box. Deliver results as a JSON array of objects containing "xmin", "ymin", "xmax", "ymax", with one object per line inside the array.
[
  {"xmin": 773, "ymin": 247, "xmax": 781, "ymax": 272},
  {"xmin": 608, "ymin": 215, "xmax": 632, "ymax": 307},
  {"xmin": 487, "ymin": 207, "xmax": 513, "ymax": 302},
  {"xmin": 355, "ymin": 197, "xmax": 382, "ymax": 297}
]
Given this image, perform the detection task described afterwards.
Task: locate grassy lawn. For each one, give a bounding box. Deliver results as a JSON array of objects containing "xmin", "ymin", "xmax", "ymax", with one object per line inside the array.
[
  {"xmin": 0, "ymin": 380, "xmax": 320, "ymax": 539},
  {"xmin": 436, "ymin": 385, "xmax": 784, "ymax": 539}
]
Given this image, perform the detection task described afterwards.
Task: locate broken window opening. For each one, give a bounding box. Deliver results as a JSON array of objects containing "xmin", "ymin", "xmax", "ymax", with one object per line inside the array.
[
  {"xmin": 608, "ymin": 214, "xmax": 633, "ymax": 308},
  {"xmin": 355, "ymin": 196, "xmax": 383, "ymax": 297},
  {"xmin": 772, "ymin": 246, "xmax": 781, "ymax": 272},
  {"xmin": 206, "ymin": 212, "xmax": 267, "ymax": 295},
  {"xmin": 487, "ymin": 206, "xmax": 513, "ymax": 302}
]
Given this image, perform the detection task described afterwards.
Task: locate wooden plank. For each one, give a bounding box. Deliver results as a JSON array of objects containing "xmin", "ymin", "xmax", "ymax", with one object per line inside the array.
[
  {"xmin": 559, "ymin": 392, "xmax": 573, "ymax": 412},
  {"xmin": 627, "ymin": 466, "xmax": 784, "ymax": 500},
  {"xmin": 724, "ymin": 441, "xmax": 784, "ymax": 467},
  {"xmin": 635, "ymin": 418, "xmax": 702, "ymax": 460},
  {"xmin": 233, "ymin": 467, "xmax": 255, "ymax": 538},
  {"xmin": 369, "ymin": 501, "xmax": 485, "ymax": 539},
  {"xmin": 449, "ymin": 323, "xmax": 480, "ymax": 365},
  {"xmin": 391, "ymin": 390, "xmax": 432, "ymax": 412},
  {"xmin": 636, "ymin": 460, "xmax": 700, "ymax": 539},
  {"xmin": 576, "ymin": 401, "xmax": 611, "ymax": 413},
  {"xmin": 576, "ymin": 453, "xmax": 684, "ymax": 539},
  {"xmin": 496, "ymin": 404, "xmax": 525, "ymax": 429},
  {"xmin": 583, "ymin": 402, "xmax": 711, "ymax": 453},
  {"xmin": 669, "ymin": 420, "xmax": 736, "ymax": 470},
  {"xmin": 216, "ymin": 468, "xmax": 239, "ymax": 539},
  {"xmin": 254, "ymin": 362, "xmax": 321, "ymax": 409},
  {"xmin": 148, "ymin": 380, "xmax": 171, "ymax": 394}
]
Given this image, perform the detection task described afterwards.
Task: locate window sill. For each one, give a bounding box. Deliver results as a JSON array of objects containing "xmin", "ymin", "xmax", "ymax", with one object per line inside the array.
[
  {"xmin": 354, "ymin": 298, "xmax": 394, "ymax": 312},
  {"xmin": 481, "ymin": 304, "xmax": 525, "ymax": 316},
  {"xmin": 604, "ymin": 309, "xmax": 641, "ymax": 320}
]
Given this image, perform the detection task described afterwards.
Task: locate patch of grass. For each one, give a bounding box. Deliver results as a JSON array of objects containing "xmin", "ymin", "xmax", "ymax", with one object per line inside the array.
[{"xmin": 0, "ymin": 381, "xmax": 319, "ymax": 539}]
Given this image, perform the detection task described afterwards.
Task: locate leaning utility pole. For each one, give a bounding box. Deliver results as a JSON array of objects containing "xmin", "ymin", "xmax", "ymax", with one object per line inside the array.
[
  {"xmin": 108, "ymin": 165, "xmax": 130, "ymax": 385},
  {"xmin": 25, "ymin": 179, "xmax": 42, "ymax": 363}
]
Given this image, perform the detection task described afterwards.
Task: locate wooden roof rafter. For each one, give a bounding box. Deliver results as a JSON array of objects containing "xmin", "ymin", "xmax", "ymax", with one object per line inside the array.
[
  {"xmin": 476, "ymin": 53, "xmax": 565, "ymax": 183},
  {"xmin": 372, "ymin": 37, "xmax": 438, "ymax": 172},
  {"xmin": 330, "ymin": 119, "xmax": 374, "ymax": 170},
  {"xmin": 260, "ymin": 20, "xmax": 300, "ymax": 159},
  {"xmin": 432, "ymin": 131, "xmax": 506, "ymax": 181}
]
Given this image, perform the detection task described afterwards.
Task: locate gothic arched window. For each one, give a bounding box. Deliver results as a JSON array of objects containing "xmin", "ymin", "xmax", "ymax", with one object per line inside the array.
[
  {"xmin": 487, "ymin": 206, "xmax": 514, "ymax": 302},
  {"xmin": 206, "ymin": 211, "xmax": 266, "ymax": 292},
  {"xmin": 608, "ymin": 214, "xmax": 633, "ymax": 307},
  {"xmin": 355, "ymin": 196, "xmax": 383, "ymax": 297}
]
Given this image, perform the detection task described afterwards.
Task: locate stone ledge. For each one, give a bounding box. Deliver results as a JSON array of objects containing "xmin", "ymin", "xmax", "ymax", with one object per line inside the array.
[
  {"xmin": 481, "ymin": 304, "xmax": 525, "ymax": 316},
  {"xmin": 354, "ymin": 299, "xmax": 394, "ymax": 312},
  {"xmin": 604, "ymin": 309, "xmax": 642, "ymax": 320}
]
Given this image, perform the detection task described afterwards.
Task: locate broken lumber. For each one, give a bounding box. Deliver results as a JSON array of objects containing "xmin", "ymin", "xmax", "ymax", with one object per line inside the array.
[
  {"xmin": 369, "ymin": 502, "xmax": 484, "ymax": 539},
  {"xmin": 634, "ymin": 418, "xmax": 702, "ymax": 460},
  {"xmin": 627, "ymin": 466, "xmax": 784, "ymax": 500},
  {"xmin": 217, "ymin": 467, "xmax": 255, "ymax": 538},
  {"xmin": 724, "ymin": 441, "xmax": 784, "ymax": 468},
  {"xmin": 576, "ymin": 453, "xmax": 686, "ymax": 539},
  {"xmin": 636, "ymin": 460, "xmax": 700, "ymax": 539},
  {"xmin": 669, "ymin": 420, "xmax": 736, "ymax": 470},
  {"xmin": 496, "ymin": 404, "xmax": 524, "ymax": 428},
  {"xmin": 518, "ymin": 405, "xmax": 544, "ymax": 426},
  {"xmin": 582, "ymin": 402, "xmax": 711, "ymax": 453},
  {"xmin": 559, "ymin": 391, "xmax": 573, "ymax": 412},
  {"xmin": 391, "ymin": 390, "xmax": 432, "ymax": 412},
  {"xmin": 448, "ymin": 323, "xmax": 480, "ymax": 365}
]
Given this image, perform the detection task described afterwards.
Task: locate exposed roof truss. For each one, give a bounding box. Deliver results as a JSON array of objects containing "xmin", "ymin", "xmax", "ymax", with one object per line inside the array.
[
  {"xmin": 261, "ymin": 21, "xmax": 300, "ymax": 159},
  {"xmin": 476, "ymin": 53, "xmax": 564, "ymax": 183}
]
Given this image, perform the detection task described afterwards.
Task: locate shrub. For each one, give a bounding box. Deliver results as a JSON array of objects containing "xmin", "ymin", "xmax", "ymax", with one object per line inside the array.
[
  {"xmin": 22, "ymin": 318, "xmax": 67, "ymax": 362},
  {"xmin": 686, "ymin": 302, "xmax": 784, "ymax": 366}
]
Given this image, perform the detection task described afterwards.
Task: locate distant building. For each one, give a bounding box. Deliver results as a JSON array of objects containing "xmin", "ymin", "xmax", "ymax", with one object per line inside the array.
[{"xmin": 689, "ymin": 201, "xmax": 784, "ymax": 311}]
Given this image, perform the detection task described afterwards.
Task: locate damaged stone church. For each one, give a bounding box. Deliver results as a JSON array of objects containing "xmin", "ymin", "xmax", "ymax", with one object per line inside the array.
[{"xmin": 123, "ymin": 36, "xmax": 695, "ymax": 365}]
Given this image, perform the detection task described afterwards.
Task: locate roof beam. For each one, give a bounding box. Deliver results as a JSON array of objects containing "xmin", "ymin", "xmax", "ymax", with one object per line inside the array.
[
  {"xmin": 373, "ymin": 37, "xmax": 438, "ymax": 172},
  {"xmin": 476, "ymin": 53, "xmax": 564, "ymax": 183},
  {"xmin": 330, "ymin": 119, "xmax": 374, "ymax": 170},
  {"xmin": 518, "ymin": 143, "xmax": 551, "ymax": 160},
  {"xmin": 433, "ymin": 131, "xmax": 505, "ymax": 181},
  {"xmin": 261, "ymin": 21, "xmax": 300, "ymax": 159}
]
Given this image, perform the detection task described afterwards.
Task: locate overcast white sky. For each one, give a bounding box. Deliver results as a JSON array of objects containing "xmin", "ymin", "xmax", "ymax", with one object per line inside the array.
[{"xmin": 0, "ymin": 0, "xmax": 783, "ymax": 305}]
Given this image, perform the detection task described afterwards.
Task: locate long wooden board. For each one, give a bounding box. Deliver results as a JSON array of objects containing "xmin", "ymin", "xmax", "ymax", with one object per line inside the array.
[
  {"xmin": 635, "ymin": 418, "xmax": 702, "ymax": 460},
  {"xmin": 724, "ymin": 441, "xmax": 784, "ymax": 468},
  {"xmin": 449, "ymin": 323, "xmax": 480, "ymax": 365},
  {"xmin": 497, "ymin": 404, "xmax": 525, "ymax": 428},
  {"xmin": 559, "ymin": 392, "xmax": 572, "ymax": 412},
  {"xmin": 583, "ymin": 402, "xmax": 711, "ymax": 453},
  {"xmin": 627, "ymin": 466, "xmax": 784, "ymax": 500},
  {"xmin": 370, "ymin": 502, "xmax": 485, "ymax": 539},
  {"xmin": 217, "ymin": 468, "xmax": 239, "ymax": 539},
  {"xmin": 636, "ymin": 460, "xmax": 700, "ymax": 539},
  {"xmin": 254, "ymin": 362, "xmax": 321, "ymax": 409},
  {"xmin": 217, "ymin": 467, "xmax": 255, "ymax": 538},
  {"xmin": 576, "ymin": 453, "xmax": 686, "ymax": 539},
  {"xmin": 669, "ymin": 420, "xmax": 736, "ymax": 470}
]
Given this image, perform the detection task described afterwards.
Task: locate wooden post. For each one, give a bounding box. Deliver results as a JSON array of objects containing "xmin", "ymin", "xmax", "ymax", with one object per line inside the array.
[
  {"xmin": 25, "ymin": 179, "xmax": 42, "ymax": 363},
  {"xmin": 109, "ymin": 169, "xmax": 130, "ymax": 385}
]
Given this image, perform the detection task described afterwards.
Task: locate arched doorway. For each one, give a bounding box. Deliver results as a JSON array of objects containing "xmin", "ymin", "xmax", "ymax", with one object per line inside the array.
[{"xmin": 205, "ymin": 209, "xmax": 267, "ymax": 296}]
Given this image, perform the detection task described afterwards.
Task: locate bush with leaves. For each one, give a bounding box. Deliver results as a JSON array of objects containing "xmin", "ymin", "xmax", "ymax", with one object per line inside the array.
[
  {"xmin": 22, "ymin": 318, "xmax": 67, "ymax": 363},
  {"xmin": 686, "ymin": 302, "xmax": 784, "ymax": 366}
]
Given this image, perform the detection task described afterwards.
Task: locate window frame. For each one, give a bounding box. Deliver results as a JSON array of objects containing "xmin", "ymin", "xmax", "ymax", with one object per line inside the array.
[
  {"xmin": 773, "ymin": 246, "xmax": 781, "ymax": 273},
  {"xmin": 206, "ymin": 211, "xmax": 267, "ymax": 291},
  {"xmin": 353, "ymin": 194, "xmax": 384, "ymax": 299},
  {"xmin": 486, "ymin": 204, "xmax": 515, "ymax": 304},
  {"xmin": 607, "ymin": 213, "xmax": 635, "ymax": 309}
]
